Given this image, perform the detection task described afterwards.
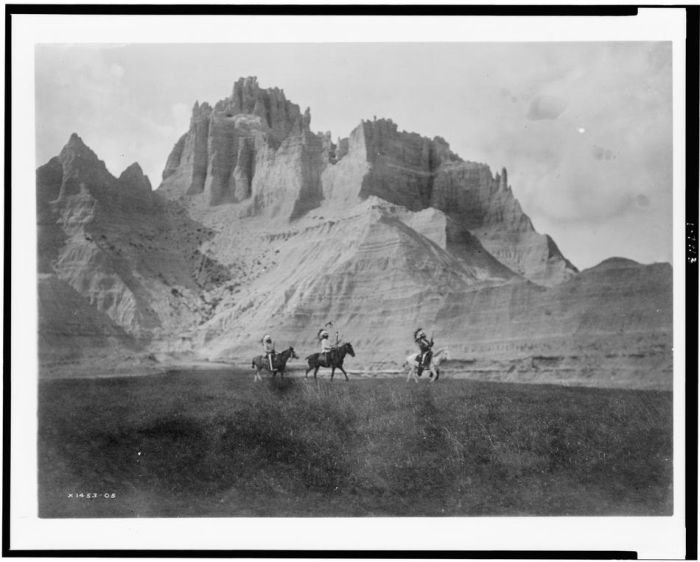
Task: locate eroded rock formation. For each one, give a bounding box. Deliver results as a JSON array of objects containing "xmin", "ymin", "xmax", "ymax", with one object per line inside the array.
[
  {"xmin": 320, "ymin": 118, "xmax": 577, "ymax": 285},
  {"xmin": 159, "ymin": 84, "xmax": 576, "ymax": 286},
  {"xmin": 37, "ymin": 133, "xmax": 230, "ymax": 346},
  {"xmin": 159, "ymin": 77, "xmax": 321, "ymax": 217},
  {"xmin": 35, "ymin": 78, "xmax": 672, "ymax": 388}
]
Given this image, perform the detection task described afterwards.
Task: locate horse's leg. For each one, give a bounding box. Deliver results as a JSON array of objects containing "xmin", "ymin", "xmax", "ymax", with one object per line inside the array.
[
  {"xmin": 254, "ymin": 367, "xmax": 261, "ymax": 383},
  {"xmin": 314, "ymin": 366, "xmax": 319, "ymax": 380},
  {"xmin": 339, "ymin": 366, "xmax": 349, "ymax": 381},
  {"xmin": 411, "ymin": 363, "xmax": 420, "ymax": 384},
  {"xmin": 330, "ymin": 367, "xmax": 336, "ymax": 381}
]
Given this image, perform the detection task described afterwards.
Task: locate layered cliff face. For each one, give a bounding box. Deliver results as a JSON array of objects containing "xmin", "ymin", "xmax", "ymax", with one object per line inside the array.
[
  {"xmin": 37, "ymin": 133, "xmax": 231, "ymax": 344},
  {"xmin": 192, "ymin": 197, "xmax": 517, "ymax": 362},
  {"xmin": 192, "ymin": 202, "xmax": 670, "ymax": 389},
  {"xmin": 36, "ymin": 77, "xmax": 672, "ymax": 388},
  {"xmin": 159, "ymin": 76, "xmax": 321, "ymax": 219},
  {"xmin": 38, "ymin": 273, "xmax": 135, "ymax": 360},
  {"xmin": 159, "ymin": 83, "xmax": 576, "ymax": 286},
  {"xmin": 436, "ymin": 258, "xmax": 672, "ymax": 388},
  {"xmin": 320, "ymin": 119, "xmax": 577, "ymax": 286},
  {"xmin": 38, "ymin": 273, "xmax": 140, "ymax": 375}
]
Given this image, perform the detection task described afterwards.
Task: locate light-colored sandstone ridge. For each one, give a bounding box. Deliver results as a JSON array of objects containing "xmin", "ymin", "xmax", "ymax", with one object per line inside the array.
[
  {"xmin": 35, "ymin": 79, "xmax": 672, "ymax": 388},
  {"xmin": 158, "ymin": 81, "xmax": 575, "ymax": 285},
  {"xmin": 190, "ymin": 197, "xmax": 516, "ymax": 361},
  {"xmin": 159, "ymin": 76, "xmax": 321, "ymax": 219},
  {"xmin": 324, "ymin": 118, "xmax": 577, "ymax": 286},
  {"xmin": 191, "ymin": 207, "xmax": 671, "ymax": 389}
]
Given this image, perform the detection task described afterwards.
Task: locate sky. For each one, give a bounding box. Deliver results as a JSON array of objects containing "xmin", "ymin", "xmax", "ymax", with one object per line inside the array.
[{"xmin": 35, "ymin": 42, "xmax": 673, "ymax": 269}]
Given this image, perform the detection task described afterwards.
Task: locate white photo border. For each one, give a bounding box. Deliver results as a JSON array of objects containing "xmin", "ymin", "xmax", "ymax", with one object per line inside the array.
[{"xmin": 8, "ymin": 6, "xmax": 689, "ymax": 558}]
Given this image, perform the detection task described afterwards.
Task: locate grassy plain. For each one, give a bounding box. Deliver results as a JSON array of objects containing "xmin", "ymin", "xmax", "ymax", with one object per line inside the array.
[{"xmin": 38, "ymin": 369, "xmax": 673, "ymax": 517}]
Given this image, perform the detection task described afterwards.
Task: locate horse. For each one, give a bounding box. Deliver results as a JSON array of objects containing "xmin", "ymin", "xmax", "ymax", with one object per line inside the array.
[
  {"xmin": 305, "ymin": 342, "xmax": 356, "ymax": 381},
  {"xmin": 252, "ymin": 346, "xmax": 299, "ymax": 382},
  {"xmin": 405, "ymin": 348, "xmax": 449, "ymax": 383}
]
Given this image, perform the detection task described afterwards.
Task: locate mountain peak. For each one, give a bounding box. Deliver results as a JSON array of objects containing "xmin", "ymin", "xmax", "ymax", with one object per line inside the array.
[
  {"xmin": 232, "ymin": 75, "xmax": 260, "ymax": 93},
  {"xmin": 60, "ymin": 132, "xmax": 99, "ymax": 161},
  {"xmin": 118, "ymin": 162, "xmax": 152, "ymax": 193},
  {"xmin": 55, "ymin": 133, "xmax": 116, "ymax": 198},
  {"xmin": 226, "ymin": 75, "xmax": 305, "ymax": 138},
  {"xmin": 37, "ymin": 102, "xmax": 673, "ymax": 388},
  {"xmin": 120, "ymin": 161, "xmax": 144, "ymax": 176},
  {"xmin": 591, "ymin": 257, "xmax": 641, "ymax": 271},
  {"xmin": 157, "ymin": 78, "xmax": 577, "ymax": 284},
  {"xmin": 68, "ymin": 131, "xmax": 84, "ymax": 144}
]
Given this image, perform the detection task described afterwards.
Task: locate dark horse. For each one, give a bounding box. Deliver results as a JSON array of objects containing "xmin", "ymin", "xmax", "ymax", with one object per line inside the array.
[
  {"xmin": 252, "ymin": 347, "xmax": 299, "ymax": 382},
  {"xmin": 305, "ymin": 342, "xmax": 356, "ymax": 381}
]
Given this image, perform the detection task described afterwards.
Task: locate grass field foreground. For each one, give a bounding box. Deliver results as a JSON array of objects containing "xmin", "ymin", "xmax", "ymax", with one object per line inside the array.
[{"xmin": 38, "ymin": 370, "xmax": 673, "ymax": 517}]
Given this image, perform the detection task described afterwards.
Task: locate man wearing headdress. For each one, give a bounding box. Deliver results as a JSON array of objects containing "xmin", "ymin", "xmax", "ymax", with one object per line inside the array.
[
  {"xmin": 414, "ymin": 328, "xmax": 433, "ymax": 377},
  {"xmin": 318, "ymin": 328, "xmax": 332, "ymax": 364},
  {"xmin": 261, "ymin": 334, "xmax": 275, "ymax": 370}
]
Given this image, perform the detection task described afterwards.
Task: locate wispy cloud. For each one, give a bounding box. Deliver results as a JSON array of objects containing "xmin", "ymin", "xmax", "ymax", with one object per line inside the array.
[{"xmin": 527, "ymin": 94, "xmax": 568, "ymax": 120}]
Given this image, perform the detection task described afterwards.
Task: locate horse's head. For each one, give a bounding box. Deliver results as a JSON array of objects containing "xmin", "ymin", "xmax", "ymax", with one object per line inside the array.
[
  {"xmin": 436, "ymin": 348, "xmax": 449, "ymax": 359},
  {"xmin": 289, "ymin": 346, "xmax": 299, "ymax": 360},
  {"xmin": 343, "ymin": 342, "xmax": 356, "ymax": 357}
]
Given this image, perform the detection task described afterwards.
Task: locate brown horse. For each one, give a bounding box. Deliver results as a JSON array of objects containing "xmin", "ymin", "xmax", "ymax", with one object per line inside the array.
[
  {"xmin": 305, "ymin": 342, "xmax": 356, "ymax": 381},
  {"xmin": 252, "ymin": 347, "xmax": 299, "ymax": 382}
]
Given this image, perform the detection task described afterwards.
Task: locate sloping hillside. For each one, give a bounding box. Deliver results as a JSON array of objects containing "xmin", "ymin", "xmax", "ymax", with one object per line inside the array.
[{"xmin": 35, "ymin": 77, "xmax": 673, "ymax": 388}]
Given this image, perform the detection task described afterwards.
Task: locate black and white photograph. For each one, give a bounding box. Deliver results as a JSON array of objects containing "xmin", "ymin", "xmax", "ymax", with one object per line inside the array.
[{"xmin": 8, "ymin": 6, "xmax": 691, "ymax": 556}]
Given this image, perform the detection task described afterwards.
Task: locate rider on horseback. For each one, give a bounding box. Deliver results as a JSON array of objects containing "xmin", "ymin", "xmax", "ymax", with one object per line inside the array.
[
  {"xmin": 319, "ymin": 328, "xmax": 332, "ymax": 364},
  {"xmin": 414, "ymin": 328, "xmax": 433, "ymax": 377},
  {"xmin": 262, "ymin": 334, "xmax": 275, "ymax": 370}
]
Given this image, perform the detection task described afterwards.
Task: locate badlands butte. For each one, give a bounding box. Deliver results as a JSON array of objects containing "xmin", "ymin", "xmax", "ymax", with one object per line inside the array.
[{"xmin": 37, "ymin": 77, "xmax": 672, "ymax": 388}]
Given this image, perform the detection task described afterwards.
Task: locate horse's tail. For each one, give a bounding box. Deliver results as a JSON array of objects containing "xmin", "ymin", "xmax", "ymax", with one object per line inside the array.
[{"xmin": 251, "ymin": 358, "xmax": 256, "ymax": 369}]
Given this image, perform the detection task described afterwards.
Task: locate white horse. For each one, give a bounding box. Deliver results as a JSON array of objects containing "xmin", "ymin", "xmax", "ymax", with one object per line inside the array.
[{"xmin": 405, "ymin": 348, "xmax": 449, "ymax": 383}]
